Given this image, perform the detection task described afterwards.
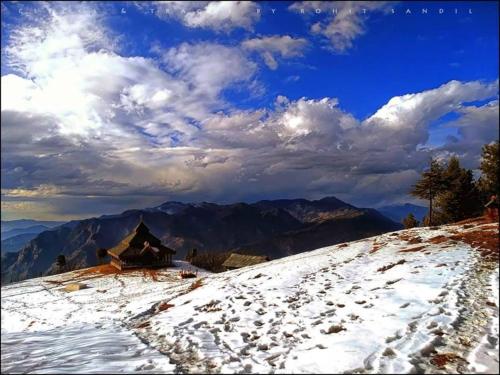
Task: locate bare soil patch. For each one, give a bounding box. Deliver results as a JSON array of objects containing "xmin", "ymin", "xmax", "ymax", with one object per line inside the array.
[
  {"xmin": 399, "ymin": 245, "xmax": 427, "ymax": 253},
  {"xmin": 430, "ymin": 353, "xmax": 463, "ymax": 368},
  {"xmin": 429, "ymin": 235, "xmax": 449, "ymax": 245},
  {"xmin": 377, "ymin": 259, "xmax": 406, "ymax": 273},
  {"xmin": 449, "ymin": 229, "xmax": 499, "ymax": 260}
]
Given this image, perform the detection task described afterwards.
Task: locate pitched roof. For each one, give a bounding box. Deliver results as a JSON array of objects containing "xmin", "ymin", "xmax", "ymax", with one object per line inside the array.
[
  {"xmin": 107, "ymin": 220, "xmax": 175, "ymax": 258},
  {"xmin": 135, "ymin": 220, "xmax": 150, "ymax": 234},
  {"xmin": 222, "ymin": 253, "xmax": 269, "ymax": 269}
]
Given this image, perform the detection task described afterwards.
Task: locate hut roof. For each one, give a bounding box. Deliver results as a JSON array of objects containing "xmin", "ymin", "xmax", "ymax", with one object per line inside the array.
[
  {"xmin": 107, "ymin": 220, "xmax": 175, "ymax": 258},
  {"xmin": 222, "ymin": 253, "xmax": 269, "ymax": 269},
  {"xmin": 135, "ymin": 220, "xmax": 150, "ymax": 234}
]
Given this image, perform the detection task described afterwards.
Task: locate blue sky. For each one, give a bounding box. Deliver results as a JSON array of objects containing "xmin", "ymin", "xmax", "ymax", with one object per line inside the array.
[
  {"xmin": 1, "ymin": 1, "xmax": 499, "ymax": 220},
  {"xmin": 101, "ymin": 2, "xmax": 498, "ymax": 115}
]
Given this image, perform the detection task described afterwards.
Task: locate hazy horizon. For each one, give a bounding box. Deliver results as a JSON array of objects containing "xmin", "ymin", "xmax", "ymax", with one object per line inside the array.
[{"xmin": 2, "ymin": 194, "xmax": 429, "ymax": 222}]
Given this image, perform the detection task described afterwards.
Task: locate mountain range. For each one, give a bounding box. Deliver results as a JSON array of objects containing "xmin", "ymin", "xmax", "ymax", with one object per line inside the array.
[
  {"xmin": 1, "ymin": 220, "xmax": 66, "ymax": 255},
  {"xmin": 1, "ymin": 219, "xmax": 66, "ymax": 233},
  {"xmin": 2, "ymin": 197, "xmax": 402, "ymax": 282},
  {"xmin": 376, "ymin": 203, "xmax": 427, "ymax": 224}
]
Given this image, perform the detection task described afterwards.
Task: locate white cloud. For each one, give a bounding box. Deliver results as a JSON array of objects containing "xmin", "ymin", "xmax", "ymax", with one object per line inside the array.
[
  {"xmin": 149, "ymin": 1, "xmax": 260, "ymax": 32},
  {"xmin": 5, "ymin": 2, "xmax": 116, "ymax": 77},
  {"xmin": 163, "ymin": 42, "xmax": 258, "ymax": 102},
  {"xmin": 364, "ymin": 79, "xmax": 499, "ymax": 148},
  {"xmin": 242, "ymin": 35, "xmax": 308, "ymax": 69},
  {"xmin": 289, "ymin": 1, "xmax": 391, "ymax": 52},
  {"xmin": 1, "ymin": 2, "xmax": 498, "ymax": 219},
  {"xmin": 437, "ymin": 99, "xmax": 500, "ymax": 167}
]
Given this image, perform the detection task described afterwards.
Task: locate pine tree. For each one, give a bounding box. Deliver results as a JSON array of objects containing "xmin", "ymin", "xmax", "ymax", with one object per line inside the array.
[
  {"xmin": 402, "ymin": 213, "xmax": 419, "ymax": 229},
  {"xmin": 411, "ymin": 158, "xmax": 445, "ymax": 226},
  {"xmin": 96, "ymin": 248, "xmax": 108, "ymax": 265},
  {"xmin": 437, "ymin": 165, "xmax": 481, "ymax": 223},
  {"xmin": 478, "ymin": 141, "xmax": 499, "ymax": 198},
  {"xmin": 56, "ymin": 254, "xmax": 66, "ymax": 273},
  {"xmin": 442, "ymin": 156, "xmax": 461, "ymax": 188},
  {"xmin": 186, "ymin": 248, "xmax": 198, "ymax": 262}
]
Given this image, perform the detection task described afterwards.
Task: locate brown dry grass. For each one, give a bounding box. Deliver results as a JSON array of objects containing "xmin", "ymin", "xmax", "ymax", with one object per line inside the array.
[
  {"xmin": 377, "ymin": 259, "xmax": 406, "ymax": 273},
  {"xmin": 136, "ymin": 321, "xmax": 150, "ymax": 329},
  {"xmin": 454, "ymin": 216, "xmax": 489, "ymax": 226},
  {"xmin": 430, "ymin": 353, "xmax": 462, "ymax": 368},
  {"xmin": 143, "ymin": 268, "xmax": 160, "ymax": 281},
  {"xmin": 77, "ymin": 264, "xmax": 130, "ymax": 276},
  {"xmin": 397, "ymin": 234, "xmax": 412, "ymax": 241},
  {"xmin": 397, "ymin": 233, "xmax": 425, "ymax": 245},
  {"xmin": 76, "ymin": 264, "xmax": 166, "ymax": 282},
  {"xmin": 408, "ymin": 237, "xmax": 422, "ymax": 244},
  {"xmin": 158, "ymin": 302, "xmax": 175, "ymax": 311},
  {"xmin": 189, "ymin": 278, "xmax": 203, "ymax": 291},
  {"xmin": 370, "ymin": 240, "xmax": 386, "ymax": 254},
  {"xmin": 428, "ymin": 235, "xmax": 449, "ymax": 244},
  {"xmin": 398, "ymin": 245, "xmax": 427, "ymax": 253},
  {"xmin": 449, "ymin": 229, "xmax": 499, "ymax": 260}
]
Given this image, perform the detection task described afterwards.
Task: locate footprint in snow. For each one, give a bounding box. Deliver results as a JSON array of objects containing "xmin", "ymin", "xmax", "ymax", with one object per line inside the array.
[
  {"xmin": 382, "ymin": 347, "xmax": 397, "ymax": 357},
  {"xmin": 427, "ymin": 321, "xmax": 438, "ymax": 329},
  {"xmin": 179, "ymin": 317, "xmax": 194, "ymax": 326},
  {"xmin": 407, "ymin": 320, "xmax": 419, "ymax": 332},
  {"xmin": 385, "ymin": 332, "xmax": 402, "ymax": 343},
  {"xmin": 267, "ymin": 327, "xmax": 279, "ymax": 335},
  {"xmin": 256, "ymin": 308, "xmax": 266, "ymax": 315}
]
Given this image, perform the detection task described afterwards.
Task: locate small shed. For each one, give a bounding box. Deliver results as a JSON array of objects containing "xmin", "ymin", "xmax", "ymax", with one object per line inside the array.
[{"xmin": 222, "ymin": 253, "xmax": 270, "ymax": 271}]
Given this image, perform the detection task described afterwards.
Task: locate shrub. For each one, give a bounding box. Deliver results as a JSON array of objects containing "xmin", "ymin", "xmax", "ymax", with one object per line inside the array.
[{"xmin": 402, "ymin": 213, "xmax": 419, "ymax": 229}]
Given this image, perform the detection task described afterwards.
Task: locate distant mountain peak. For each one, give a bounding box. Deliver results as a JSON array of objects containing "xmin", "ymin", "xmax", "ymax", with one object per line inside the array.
[
  {"xmin": 377, "ymin": 203, "xmax": 427, "ymax": 223},
  {"xmin": 3, "ymin": 196, "xmax": 401, "ymax": 283}
]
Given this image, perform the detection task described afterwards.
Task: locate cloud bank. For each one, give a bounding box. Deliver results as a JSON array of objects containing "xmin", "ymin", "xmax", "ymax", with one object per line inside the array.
[{"xmin": 1, "ymin": 3, "xmax": 498, "ymax": 220}]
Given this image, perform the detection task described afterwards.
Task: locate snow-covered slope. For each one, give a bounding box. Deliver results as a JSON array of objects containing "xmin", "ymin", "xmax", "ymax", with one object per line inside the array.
[{"xmin": 1, "ymin": 220, "xmax": 498, "ymax": 374}]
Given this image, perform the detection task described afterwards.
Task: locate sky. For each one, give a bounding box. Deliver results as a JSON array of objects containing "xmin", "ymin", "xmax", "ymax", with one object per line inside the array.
[{"xmin": 1, "ymin": 1, "xmax": 499, "ymax": 221}]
